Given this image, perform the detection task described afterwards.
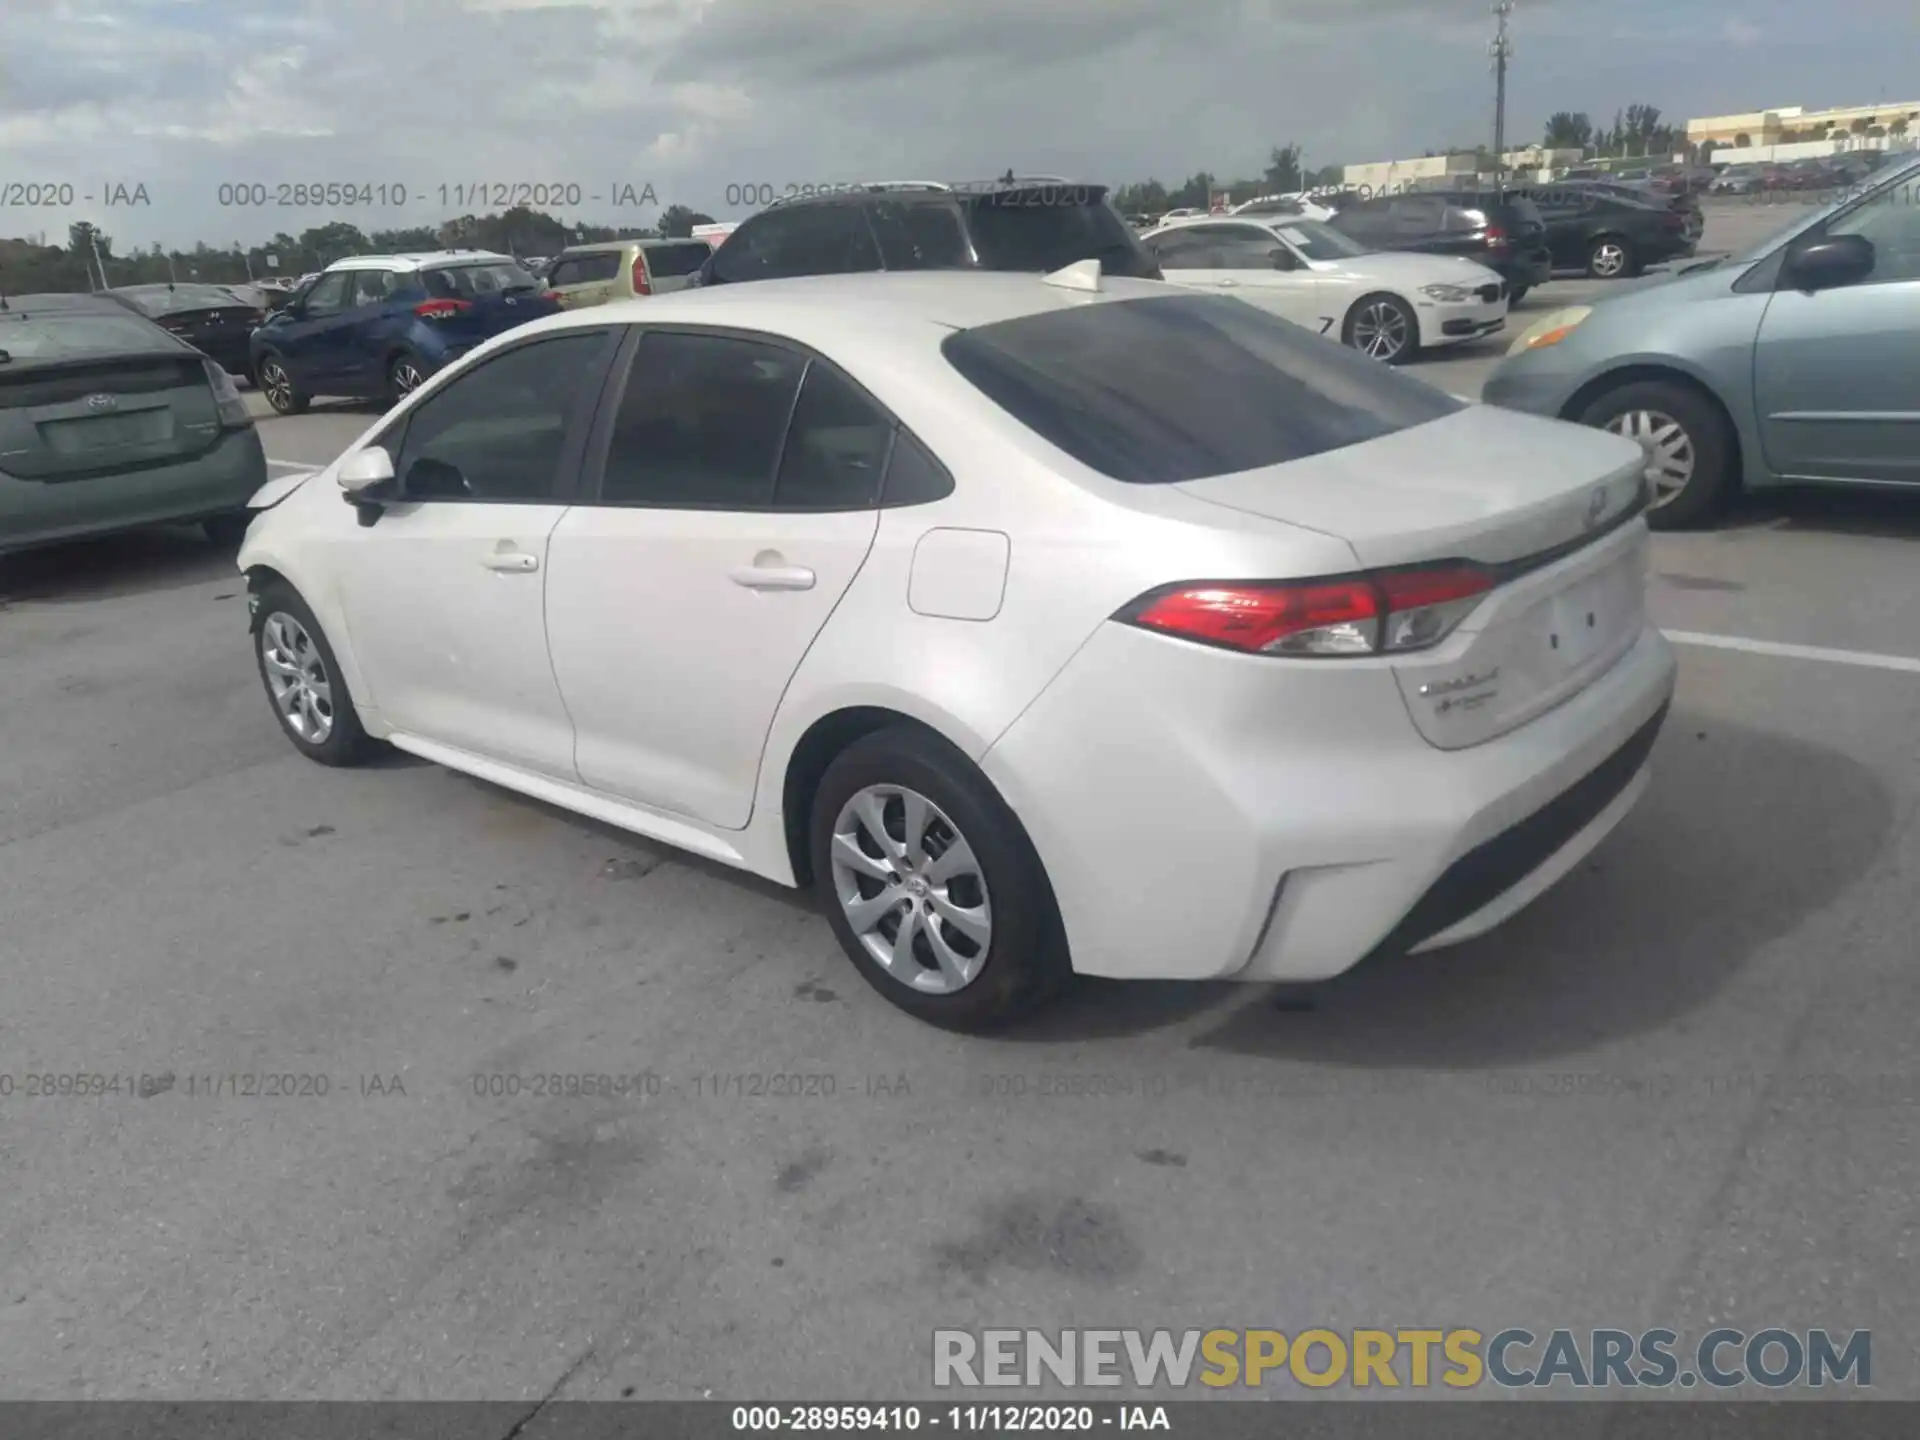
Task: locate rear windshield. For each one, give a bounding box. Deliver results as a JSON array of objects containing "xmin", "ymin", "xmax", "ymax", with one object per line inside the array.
[
  {"xmin": 421, "ymin": 261, "xmax": 539, "ymax": 298},
  {"xmin": 643, "ymin": 242, "xmax": 711, "ymax": 278},
  {"xmin": 0, "ymin": 311, "xmax": 173, "ymax": 362},
  {"xmin": 116, "ymin": 285, "xmax": 248, "ymax": 315},
  {"xmin": 961, "ymin": 190, "xmax": 1160, "ymax": 279},
  {"xmin": 940, "ymin": 293, "xmax": 1463, "ymax": 485}
]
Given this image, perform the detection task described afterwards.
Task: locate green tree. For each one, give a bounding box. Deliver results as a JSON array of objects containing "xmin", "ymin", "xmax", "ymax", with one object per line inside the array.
[
  {"xmin": 656, "ymin": 204, "xmax": 716, "ymax": 238},
  {"xmin": 1262, "ymin": 144, "xmax": 1303, "ymax": 194},
  {"xmin": 1543, "ymin": 111, "xmax": 1593, "ymax": 149}
]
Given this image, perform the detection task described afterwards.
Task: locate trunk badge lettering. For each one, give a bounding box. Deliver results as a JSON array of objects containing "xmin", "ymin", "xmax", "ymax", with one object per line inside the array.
[{"xmin": 85, "ymin": 394, "xmax": 119, "ymax": 412}]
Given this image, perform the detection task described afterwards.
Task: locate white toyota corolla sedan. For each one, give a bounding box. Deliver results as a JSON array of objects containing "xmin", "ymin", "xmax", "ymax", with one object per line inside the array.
[
  {"xmin": 238, "ymin": 265, "xmax": 1675, "ymax": 1030},
  {"xmin": 1142, "ymin": 215, "xmax": 1509, "ymax": 364}
]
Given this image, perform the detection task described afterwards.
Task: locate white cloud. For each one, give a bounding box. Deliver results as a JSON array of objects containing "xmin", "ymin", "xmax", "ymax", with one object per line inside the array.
[{"xmin": 0, "ymin": 0, "xmax": 1904, "ymax": 248}]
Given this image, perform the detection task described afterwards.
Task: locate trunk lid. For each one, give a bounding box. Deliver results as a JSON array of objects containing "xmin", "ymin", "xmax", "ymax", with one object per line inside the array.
[
  {"xmin": 0, "ymin": 357, "xmax": 220, "ymax": 482},
  {"xmin": 1175, "ymin": 406, "xmax": 1653, "ymax": 750},
  {"xmin": 1174, "ymin": 404, "xmax": 1648, "ymax": 569}
]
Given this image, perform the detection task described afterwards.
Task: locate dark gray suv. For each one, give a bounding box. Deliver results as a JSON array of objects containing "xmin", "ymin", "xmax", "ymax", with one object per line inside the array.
[{"xmin": 695, "ymin": 179, "xmax": 1163, "ymax": 287}]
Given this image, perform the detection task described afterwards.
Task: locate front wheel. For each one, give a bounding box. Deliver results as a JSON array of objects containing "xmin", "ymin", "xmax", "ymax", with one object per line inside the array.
[
  {"xmin": 256, "ymin": 355, "xmax": 309, "ymax": 415},
  {"xmin": 1343, "ymin": 293, "xmax": 1419, "ymax": 365},
  {"xmin": 1508, "ymin": 285, "xmax": 1530, "ymax": 307},
  {"xmin": 1578, "ymin": 379, "xmax": 1735, "ymax": 530},
  {"xmin": 252, "ymin": 582, "xmax": 376, "ymax": 766},
  {"xmin": 809, "ymin": 728, "xmax": 1070, "ymax": 1031}
]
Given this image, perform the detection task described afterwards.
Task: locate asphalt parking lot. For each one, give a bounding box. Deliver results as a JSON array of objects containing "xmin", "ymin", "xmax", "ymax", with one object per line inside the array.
[{"xmin": 3, "ymin": 193, "xmax": 1918, "ymax": 1404}]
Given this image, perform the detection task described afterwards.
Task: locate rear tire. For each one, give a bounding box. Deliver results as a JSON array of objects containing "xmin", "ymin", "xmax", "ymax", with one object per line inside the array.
[
  {"xmin": 256, "ymin": 355, "xmax": 309, "ymax": 415},
  {"xmin": 252, "ymin": 581, "xmax": 375, "ymax": 767},
  {"xmin": 809, "ymin": 727, "xmax": 1070, "ymax": 1031},
  {"xmin": 1587, "ymin": 235, "xmax": 1638, "ymax": 279},
  {"xmin": 388, "ymin": 353, "xmax": 428, "ymax": 406},
  {"xmin": 203, "ymin": 512, "xmax": 252, "ymax": 547},
  {"xmin": 1577, "ymin": 379, "xmax": 1735, "ymax": 530},
  {"xmin": 1343, "ymin": 293, "xmax": 1419, "ymax": 365},
  {"xmin": 1508, "ymin": 285, "xmax": 1530, "ymax": 306}
]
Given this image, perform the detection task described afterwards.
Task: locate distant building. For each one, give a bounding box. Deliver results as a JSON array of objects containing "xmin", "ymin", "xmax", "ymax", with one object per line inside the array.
[
  {"xmin": 1341, "ymin": 146, "xmax": 1588, "ymax": 192},
  {"xmin": 1687, "ymin": 102, "xmax": 1920, "ymax": 149}
]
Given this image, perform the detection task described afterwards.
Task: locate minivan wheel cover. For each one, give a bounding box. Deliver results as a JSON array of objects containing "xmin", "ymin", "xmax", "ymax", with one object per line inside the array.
[
  {"xmin": 260, "ymin": 611, "xmax": 335, "ymax": 743},
  {"xmin": 1606, "ymin": 409, "xmax": 1694, "ymax": 507},
  {"xmin": 830, "ymin": 784, "xmax": 992, "ymax": 995},
  {"xmin": 1351, "ymin": 301, "xmax": 1411, "ymax": 361},
  {"xmin": 261, "ymin": 360, "xmax": 292, "ymax": 410},
  {"xmin": 1592, "ymin": 241, "xmax": 1628, "ymax": 277}
]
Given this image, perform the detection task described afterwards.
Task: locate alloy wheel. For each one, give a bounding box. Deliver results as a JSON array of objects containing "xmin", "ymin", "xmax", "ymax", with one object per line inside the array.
[
  {"xmin": 1591, "ymin": 241, "xmax": 1629, "ymax": 278},
  {"xmin": 1606, "ymin": 409, "xmax": 1694, "ymax": 508},
  {"xmin": 260, "ymin": 612, "xmax": 335, "ymax": 743},
  {"xmin": 392, "ymin": 360, "xmax": 424, "ymax": 398},
  {"xmin": 829, "ymin": 784, "xmax": 992, "ymax": 995},
  {"xmin": 261, "ymin": 361, "xmax": 292, "ymax": 411},
  {"xmin": 1351, "ymin": 301, "xmax": 1411, "ymax": 361}
]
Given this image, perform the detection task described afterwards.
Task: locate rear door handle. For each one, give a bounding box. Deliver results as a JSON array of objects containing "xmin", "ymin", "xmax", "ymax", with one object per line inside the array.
[
  {"xmin": 482, "ymin": 550, "xmax": 539, "ymax": 573},
  {"xmin": 729, "ymin": 561, "xmax": 816, "ymax": 591}
]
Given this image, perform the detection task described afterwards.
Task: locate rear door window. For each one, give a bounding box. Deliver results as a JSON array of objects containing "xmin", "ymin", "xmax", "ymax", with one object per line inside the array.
[
  {"xmin": 941, "ymin": 292, "xmax": 1463, "ymax": 485},
  {"xmin": 1143, "ymin": 229, "xmax": 1215, "ymax": 270},
  {"xmin": 643, "ymin": 242, "xmax": 712, "ymax": 279},
  {"xmin": 962, "ymin": 190, "xmax": 1159, "ymax": 277},
  {"xmin": 705, "ymin": 207, "xmax": 881, "ymax": 283},
  {"xmin": 867, "ymin": 202, "xmax": 970, "ymax": 270}
]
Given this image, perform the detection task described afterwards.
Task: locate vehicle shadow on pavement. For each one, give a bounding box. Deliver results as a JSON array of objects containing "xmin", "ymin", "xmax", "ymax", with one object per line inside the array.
[
  {"xmin": 1717, "ymin": 486, "xmax": 1920, "ymax": 541},
  {"xmin": 1187, "ymin": 713, "xmax": 1896, "ymax": 1067},
  {"xmin": 0, "ymin": 528, "xmax": 240, "ymax": 604}
]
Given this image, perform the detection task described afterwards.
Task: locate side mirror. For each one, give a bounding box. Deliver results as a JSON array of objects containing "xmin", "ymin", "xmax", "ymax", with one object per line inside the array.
[
  {"xmin": 1268, "ymin": 248, "xmax": 1295, "ymax": 271},
  {"xmin": 1784, "ymin": 233, "xmax": 1875, "ymax": 292},
  {"xmin": 337, "ymin": 446, "xmax": 395, "ymax": 497}
]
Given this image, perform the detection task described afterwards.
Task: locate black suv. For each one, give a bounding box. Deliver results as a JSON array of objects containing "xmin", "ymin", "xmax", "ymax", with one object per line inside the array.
[
  {"xmin": 1503, "ymin": 183, "xmax": 1699, "ymax": 278},
  {"xmin": 694, "ymin": 179, "xmax": 1163, "ymax": 286},
  {"xmin": 1327, "ymin": 191, "xmax": 1554, "ymax": 302}
]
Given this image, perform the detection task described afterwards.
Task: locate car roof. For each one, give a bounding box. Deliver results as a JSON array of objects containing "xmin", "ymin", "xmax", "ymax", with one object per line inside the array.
[
  {"xmin": 560, "ymin": 238, "xmax": 707, "ymax": 255},
  {"xmin": 1, "ymin": 291, "xmax": 135, "ymax": 312},
  {"xmin": 501, "ymin": 270, "xmax": 1179, "ymax": 349},
  {"xmin": 1145, "ymin": 214, "xmax": 1286, "ymax": 233},
  {"xmin": 323, "ymin": 250, "xmax": 517, "ymax": 273},
  {"xmin": 756, "ymin": 178, "xmax": 1106, "ymax": 212}
]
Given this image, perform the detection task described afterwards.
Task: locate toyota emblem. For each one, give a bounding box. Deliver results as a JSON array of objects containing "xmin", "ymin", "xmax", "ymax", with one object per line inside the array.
[{"xmin": 85, "ymin": 393, "xmax": 118, "ymax": 412}]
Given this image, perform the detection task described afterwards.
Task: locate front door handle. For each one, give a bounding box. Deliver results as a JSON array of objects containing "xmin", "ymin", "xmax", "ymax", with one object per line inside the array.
[
  {"xmin": 481, "ymin": 550, "xmax": 539, "ymax": 573},
  {"xmin": 729, "ymin": 556, "xmax": 816, "ymax": 591}
]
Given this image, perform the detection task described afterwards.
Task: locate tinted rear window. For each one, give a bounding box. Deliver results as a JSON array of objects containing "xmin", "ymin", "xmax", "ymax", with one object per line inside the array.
[
  {"xmin": 0, "ymin": 311, "xmax": 174, "ymax": 361},
  {"xmin": 114, "ymin": 285, "xmax": 248, "ymax": 315},
  {"xmin": 643, "ymin": 242, "xmax": 711, "ymax": 278},
  {"xmin": 940, "ymin": 293, "xmax": 1463, "ymax": 485},
  {"xmin": 961, "ymin": 190, "xmax": 1159, "ymax": 278},
  {"xmin": 422, "ymin": 261, "xmax": 539, "ymax": 298}
]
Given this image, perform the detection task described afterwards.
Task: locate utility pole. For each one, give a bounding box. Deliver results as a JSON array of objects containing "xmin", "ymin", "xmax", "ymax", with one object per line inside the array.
[{"xmin": 1490, "ymin": 0, "xmax": 1514, "ymax": 194}]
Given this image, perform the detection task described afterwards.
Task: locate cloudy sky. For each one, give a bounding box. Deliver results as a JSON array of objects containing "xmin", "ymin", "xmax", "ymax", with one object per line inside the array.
[{"xmin": 2, "ymin": 0, "xmax": 1915, "ymax": 250}]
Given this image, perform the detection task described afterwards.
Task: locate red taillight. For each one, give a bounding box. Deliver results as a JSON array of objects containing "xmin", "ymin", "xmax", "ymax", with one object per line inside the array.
[
  {"xmin": 1661, "ymin": 211, "xmax": 1686, "ymax": 229},
  {"xmin": 1485, "ymin": 224, "xmax": 1509, "ymax": 248},
  {"xmin": 541, "ymin": 290, "xmax": 562, "ymax": 304},
  {"xmin": 413, "ymin": 298, "xmax": 472, "ymax": 320},
  {"xmin": 631, "ymin": 256, "xmax": 651, "ymax": 295},
  {"xmin": 1117, "ymin": 563, "xmax": 1495, "ymax": 658}
]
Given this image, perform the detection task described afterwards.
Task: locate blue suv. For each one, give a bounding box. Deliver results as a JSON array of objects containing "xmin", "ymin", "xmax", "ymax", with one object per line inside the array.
[{"xmin": 249, "ymin": 250, "xmax": 560, "ymax": 414}]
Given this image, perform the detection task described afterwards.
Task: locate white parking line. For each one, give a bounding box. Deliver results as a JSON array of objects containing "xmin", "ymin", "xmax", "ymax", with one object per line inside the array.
[{"xmin": 1665, "ymin": 630, "xmax": 1920, "ymax": 674}]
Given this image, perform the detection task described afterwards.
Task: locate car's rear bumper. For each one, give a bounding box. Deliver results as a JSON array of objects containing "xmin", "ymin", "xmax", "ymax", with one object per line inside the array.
[
  {"xmin": 0, "ymin": 426, "xmax": 268, "ymax": 553},
  {"xmin": 980, "ymin": 617, "xmax": 1675, "ymax": 984}
]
